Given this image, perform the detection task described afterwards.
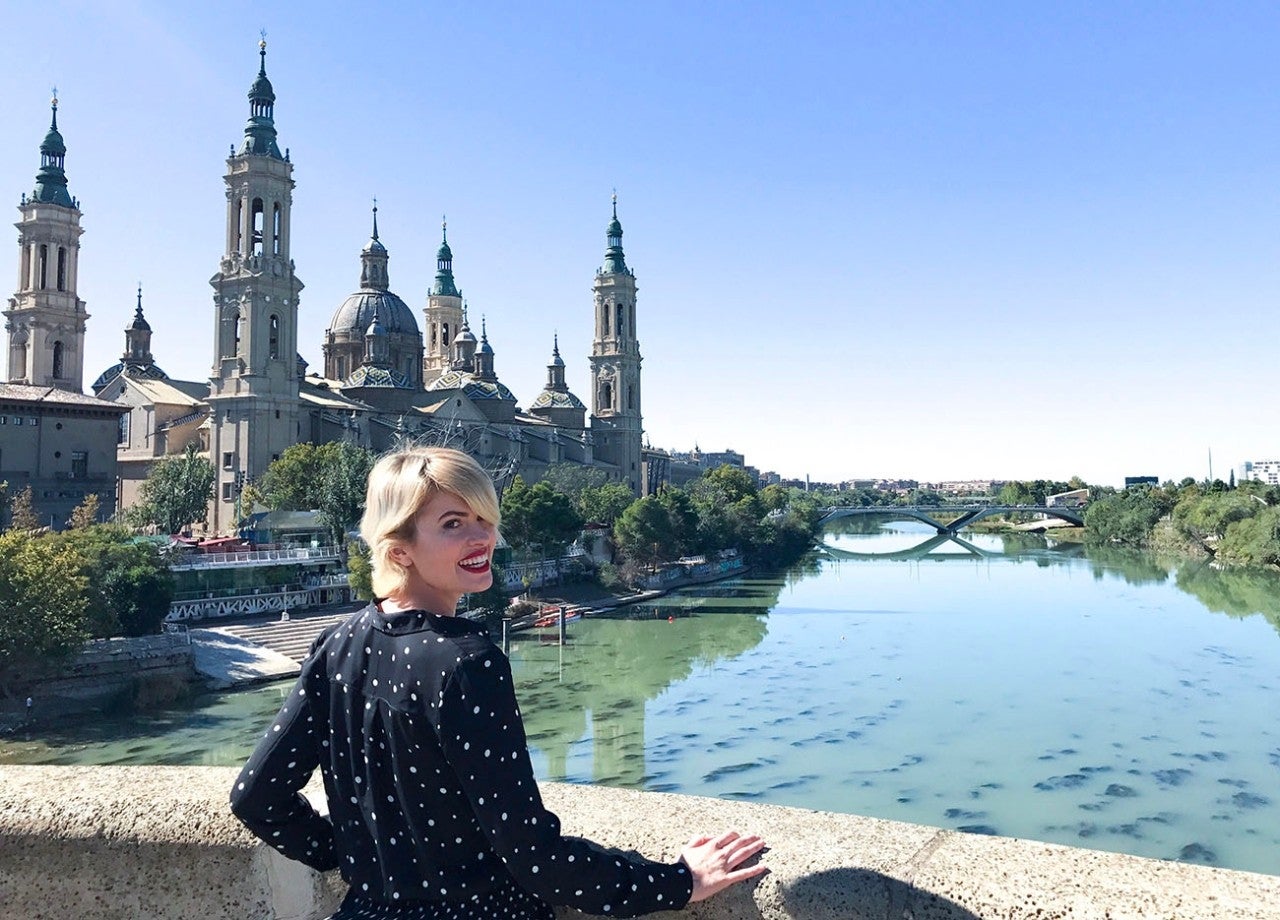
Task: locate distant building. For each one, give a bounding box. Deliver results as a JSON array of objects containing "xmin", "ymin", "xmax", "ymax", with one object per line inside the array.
[
  {"xmin": 1046, "ymin": 488, "xmax": 1089, "ymax": 508},
  {"xmin": 1124, "ymin": 476, "xmax": 1159, "ymax": 489},
  {"xmin": 1239, "ymin": 460, "xmax": 1280, "ymax": 486}
]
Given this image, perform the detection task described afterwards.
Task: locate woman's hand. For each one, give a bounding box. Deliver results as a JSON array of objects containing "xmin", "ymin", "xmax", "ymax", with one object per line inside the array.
[{"xmin": 680, "ymin": 830, "xmax": 768, "ymax": 902}]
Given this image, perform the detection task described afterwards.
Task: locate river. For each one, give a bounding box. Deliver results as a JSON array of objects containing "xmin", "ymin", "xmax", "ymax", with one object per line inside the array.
[{"xmin": 3, "ymin": 520, "xmax": 1278, "ymax": 876}]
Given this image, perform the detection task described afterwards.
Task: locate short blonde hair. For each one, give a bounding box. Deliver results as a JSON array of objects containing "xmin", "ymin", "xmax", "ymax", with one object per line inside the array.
[{"xmin": 359, "ymin": 447, "xmax": 501, "ymax": 600}]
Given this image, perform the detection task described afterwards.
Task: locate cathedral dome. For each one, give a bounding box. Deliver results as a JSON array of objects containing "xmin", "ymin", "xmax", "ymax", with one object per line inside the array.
[
  {"xmin": 328, "ymin": 290, "xmax": 419, "ymax": 338},
  {"xmin": 530, "ymin": 388, "xmax": 585, "ymax": 411}
]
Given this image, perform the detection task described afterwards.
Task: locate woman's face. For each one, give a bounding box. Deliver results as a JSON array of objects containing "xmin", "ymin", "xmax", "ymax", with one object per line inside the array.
[{"xmin": 389, "ymin": 489, "xmax": 498, "ymax": 614}]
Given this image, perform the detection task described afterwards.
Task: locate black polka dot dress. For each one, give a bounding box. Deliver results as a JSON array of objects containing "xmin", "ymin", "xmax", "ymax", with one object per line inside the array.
[{"xmin": 231, "ymin": 604, "xmax": 693, "ymax": 918}]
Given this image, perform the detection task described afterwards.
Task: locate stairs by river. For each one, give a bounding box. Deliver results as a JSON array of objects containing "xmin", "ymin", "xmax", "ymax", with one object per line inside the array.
[{"xmin": 211, "ymin": 608, "xmax": 358, "ymax": 663}]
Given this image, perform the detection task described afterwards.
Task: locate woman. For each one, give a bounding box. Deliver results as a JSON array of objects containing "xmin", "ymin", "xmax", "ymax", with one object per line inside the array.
[{"xmin": 231, "ymin": 447, "xmax": 766, "ymax": 919}]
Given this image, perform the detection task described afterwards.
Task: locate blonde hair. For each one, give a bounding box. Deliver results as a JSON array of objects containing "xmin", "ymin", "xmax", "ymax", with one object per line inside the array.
[{"xmin": 359, "ymin": 447, "xmax": 501, "ymax": 600}]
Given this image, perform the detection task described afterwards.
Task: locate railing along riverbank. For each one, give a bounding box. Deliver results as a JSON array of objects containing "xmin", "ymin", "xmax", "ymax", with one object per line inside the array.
[{"xmin": 1, "ymin": 765, "xmax": 1275, "ymax": 919}]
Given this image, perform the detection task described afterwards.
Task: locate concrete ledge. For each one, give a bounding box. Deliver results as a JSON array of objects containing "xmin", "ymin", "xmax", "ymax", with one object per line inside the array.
[{"xmin": 0, "ymin": 765, "xmax": 1276, "ymax": 919}]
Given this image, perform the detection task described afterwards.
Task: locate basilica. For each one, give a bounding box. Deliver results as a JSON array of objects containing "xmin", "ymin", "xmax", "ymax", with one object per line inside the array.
[{"xmin": 5, "ymin": 43, "xmax": 648, "ymax": 534}]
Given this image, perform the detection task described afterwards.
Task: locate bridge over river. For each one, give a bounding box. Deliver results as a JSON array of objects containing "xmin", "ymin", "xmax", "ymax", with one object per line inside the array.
[{"xmin": 817, "ymin": 504, "xmax": 1084, "ymax": 534}]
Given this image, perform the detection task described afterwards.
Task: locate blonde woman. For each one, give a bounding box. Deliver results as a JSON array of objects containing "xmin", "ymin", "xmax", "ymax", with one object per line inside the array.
[{"xmin": 231, "ymin": 446, "xmax": 766, "ymax": 919}]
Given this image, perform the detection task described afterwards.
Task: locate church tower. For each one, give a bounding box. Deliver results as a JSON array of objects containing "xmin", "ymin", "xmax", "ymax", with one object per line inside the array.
[
  {"xmin": 6, "ymin": 95, "xmax": 88, "ymax": 391},
  {"xmin": 588, "ymin": 195, "xmax": 643, "ymax": 493},
  {"xmin": 206, "ymin": 40, "xmax": 304, "ymax": 531},
  {"xmin": 423, "ymin": 220, "xmax": 463, "ymax": 385}
]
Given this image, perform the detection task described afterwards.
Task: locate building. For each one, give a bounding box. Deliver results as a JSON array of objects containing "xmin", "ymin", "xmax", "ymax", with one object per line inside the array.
[
  {"xmin": 1, "ymin": 95, "xmax": 126, "ymax": 528},
  {"xmin": 13, "ymin": 43, "xmax": 652, "ymax": 535},
  {"xmin": 1239, "ymin": 460, "xmax": 1280, "ymax": 486}
]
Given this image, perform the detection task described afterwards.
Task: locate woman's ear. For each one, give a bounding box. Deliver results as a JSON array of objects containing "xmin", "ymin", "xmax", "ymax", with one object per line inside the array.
[{"xmin": 387, "ymin": 541, "xmax": 413, "ymax": 569}]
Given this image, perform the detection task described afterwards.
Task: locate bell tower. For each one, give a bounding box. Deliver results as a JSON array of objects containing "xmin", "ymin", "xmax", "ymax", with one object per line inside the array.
[
  {"xmin": 6, "ymin": 94, "xmax": 88, "ymax": 391},
  {"xmin": 423, "ymin": 218, "xmax": 463, "ymax": 385},
  {"xmin": 588, "ymin": 194, "xmax": 643, "ymax": 493},
  {"xmin": 206, "ymin": 39, "xmax": 304, "ymax": 531}
]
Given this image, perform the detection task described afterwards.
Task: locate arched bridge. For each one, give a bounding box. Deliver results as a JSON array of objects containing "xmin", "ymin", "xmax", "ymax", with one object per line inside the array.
[{"xmin": 818, "ymin": 505, "xmax": 1085, "ymax": 534}]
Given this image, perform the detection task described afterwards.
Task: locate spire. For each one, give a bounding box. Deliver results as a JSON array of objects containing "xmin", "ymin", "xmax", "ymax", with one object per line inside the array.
[
  {"xmin": 239, "ymin": 36, "xmax": 283, "ymax": 158},
  {"xmin": 123, "ymin": 283, "xmax": 155, "ymax": 364},
  {"xmin": 545, "ymin": 334, "xmax": 567, "ymax": 391},
  {"xmin": 364, "ymin": 302, "xmax": 389, "ymax": 366},
  {"xmin": 602, "ymin": 191, "xmax": 627, "ymax": 274},
  {"xmin": 32, "ymin": 92, "xmax": 74, "ymax": 208},
  {"xmin": 475, "ymin": 315, "xmax": 497, "ymax": 381},
  {"xmin": 432, "ymin": 216, "xmax": 460, "ymax": 297},
  {"xmin": 359, "ymin": 200, "xmax": 390, "ymax": 289},
  {"xmin": 450, "ymin": 304, "xmax": 478, "ymax": 371}
]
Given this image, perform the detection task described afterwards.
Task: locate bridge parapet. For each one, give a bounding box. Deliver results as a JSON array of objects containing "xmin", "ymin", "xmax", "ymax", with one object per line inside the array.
[
  {"xmin": 819, "ymin": 505, "xmax": 1085, "ymax": 532},
  {"xmin": 0, "ymin": 765, "xmax": 1274, "ymax": 919}
]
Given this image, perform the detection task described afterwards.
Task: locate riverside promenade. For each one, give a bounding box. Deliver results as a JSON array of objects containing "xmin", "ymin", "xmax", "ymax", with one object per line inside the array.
[{"xmin": 1, "ymin": 764, "xmax": 1277, "ymax": 919}]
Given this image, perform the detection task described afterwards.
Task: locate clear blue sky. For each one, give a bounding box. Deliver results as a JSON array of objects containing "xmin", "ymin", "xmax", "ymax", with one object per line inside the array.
[{"xmin": 3, "ymin": 1, "xmax": 1277, "ymax": 486}]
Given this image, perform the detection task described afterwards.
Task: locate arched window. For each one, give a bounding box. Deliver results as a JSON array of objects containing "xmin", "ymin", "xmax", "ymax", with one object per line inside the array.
[
  {"xmin": 627, "ymin": 384, "xmax": 634, "ymax": 410},
  {"xmin": 233, "ymin": 200, "xmax": 243, "ymax": 253},
  {"xmin": 234, "ymin": 313, "xmax": 243, "ymax": 355},
  {"xmin": 251, "ymin": 198, "xmax": 265, "ymax": 256},
  {"xmin": 268, "ymin": 314, "xmax": 280, "ymax": 359},
  {"xmin": 601, "ymin": 382, "xmax": 613, "ymax": 410},
  {"xmin": 337, "ymin": 356, "xmax": 347, "ymax": 379},
  {"xmin": 272, "ymin": 203, "xmax": 282, "ymax": 255},
  {"xmin": 601, "ymin": 305, "xmax": 610, "ymax": 335},
  {"xmin": 38, "ymin": 245, "xmax": 48, "ymax": 289},
  {"xmin": 616, "ymin": 303, "xmax": 625, "ymax": 336},
  {"xmin": 442, "ymin": 323, "xmax": 450, "ymax": 346},
  {"xmin": 20, "ymin": 246, "xmax": 31, "ymax": 290},
  {"xmin": 52, "ymin": 341, "xmax": 64, "ymax": 379},
  {"xmin": 56, "ymin": 247, "xmax": 67, "ymax": 291}
]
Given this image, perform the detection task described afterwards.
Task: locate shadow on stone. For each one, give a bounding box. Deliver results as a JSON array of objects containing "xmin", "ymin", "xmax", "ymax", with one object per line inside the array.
[{"xmin": 778, "ymin": 867, "xmax": 983, "ymax": 920}]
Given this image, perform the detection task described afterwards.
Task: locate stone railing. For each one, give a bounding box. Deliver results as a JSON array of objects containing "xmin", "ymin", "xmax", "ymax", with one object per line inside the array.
[{"xmin": 0, "ymin": 765, "xmax": 1276, "ymax": 919}]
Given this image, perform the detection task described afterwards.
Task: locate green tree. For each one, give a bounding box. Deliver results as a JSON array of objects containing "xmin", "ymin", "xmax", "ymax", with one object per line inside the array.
[
  {"xmin": 47, "ymin": 526, "xmax": 175, "ymax": 637},
  {"xmin": 66, "ymin": 493, "xmax": 101, "ymax": 530},
  {"xmin": 1084, "ymin": 486, "xmax": 1175, "ymax": 546},
  {"xmin": 540, "ymin": 464, "xmax": 608, "ymax": 505},
  {"xmin": 500, "ymin": 478, "xmax": 583, "ymax": 559},
  {"xmin": 1216, "ymin": 507, "xmax": 1280, "ymax": 567},
  {"xmin": 759, "ymin": 484, "xmax": 790, "ymax": 514},
  {"xmin": 346, "ymin": 538, "xmax": 373, "ymax": 601},
  {"xmin": 9, "ymin": 485, "xmax": 40, "ymax": 532},
  {"xmin": 613, "ymin": 496, "xmax": 678, "ymax": 570},
  {"xmin": 657, "ymin": 488, "xmax": 700, "ymax": 557},
  {"xmin": 131, "ymin": 444, "xmax": 216, "ymax": 534},
  {"xmin": 998, "ymin": 481, "xmax": 1033, "ymax": 505},
  {"xmin": 261, "ymin": 443, "xmax": 329, "ymax": 511},
  {"xmin": 318, "ymin": 443, "xmax": 376, "ymax": 543},
  {"xmin": 577, "ymin": 483, "xmax": 635, "ymax": 527},
  {"xmin": 0, "ymin": 530, "xmax": 90, "ymax": 695}
]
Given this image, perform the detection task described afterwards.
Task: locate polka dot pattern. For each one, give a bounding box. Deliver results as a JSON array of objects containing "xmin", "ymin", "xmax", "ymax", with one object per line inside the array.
[{"xmin": 230, "ymin": 604, "xmax": 692, "ymax": 918}]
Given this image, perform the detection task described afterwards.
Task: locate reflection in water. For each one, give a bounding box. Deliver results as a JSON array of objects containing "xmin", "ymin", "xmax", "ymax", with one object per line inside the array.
[{"xmin": 515, "ymin": 585, "xmax": 773, "ymax": 786}]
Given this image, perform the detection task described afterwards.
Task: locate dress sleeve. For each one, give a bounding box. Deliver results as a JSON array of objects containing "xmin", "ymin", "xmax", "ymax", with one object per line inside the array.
[
  {"xmin": 440, "ymin": 646, "xmax": 692, "ymax": 917},
  {"xmin": 229, "ymin": 651, "xmax": 338, "ymax": 873}
]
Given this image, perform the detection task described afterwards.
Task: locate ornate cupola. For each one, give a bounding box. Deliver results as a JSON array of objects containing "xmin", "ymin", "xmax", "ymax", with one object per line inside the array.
[
  {"xmin": 359, "ymin": 203, "xmax": 389, "ymax": 290},
  {"xmin": 364, "ymin": 303, "xmax": 389, "ymax": 367},
  {"xmin": 240, "ymin": 39, "xmax": 283, "ymax": 158},
  {"xmin": 602, "ymin": 193, "xmax": 627, "ymax": 275},
  {"xmin": 450, "ymin": 306, "xmax": 478, "ymax": 371},
  {"xmin": 33, "ymin": 96, "xmax": 74, "ymax": 208},
  {"xmin": 474, "ymin": 316, "xmax": 496, "ymax": 382},
  {"xmin": 433, "ymin": 219, "xmax": 460, "ymax": 297},
  {"xmin": 530, "ymin": 333, "xmax": 586, "ymax": 429},
  {"xmin": 124, "ymin": 284, "xmax": 154, "ymax": 363}
]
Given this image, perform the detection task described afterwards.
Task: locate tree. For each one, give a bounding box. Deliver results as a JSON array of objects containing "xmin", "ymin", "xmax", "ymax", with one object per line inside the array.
[
  {"xmin": 67, "ymin": 493, "xmax": 101, "ymax": 530},
  {"xmin": 500, "ymin": 478, "xmax": 583, "ymax": 559},
  {"xmin": 131, "ymin": 444, "xmax": 216, "ymax": 534},
  {"xmin": 346, "ymin": 539, "xmax": 373, "ymax": 601},
  {"xmin": 47, "ymin": 526, "xmax": 175, "ymax": 637},
  {"xmin": 261, "ymin": 442, "xmax": 375, "ymax": 542},
  {"xmin": 575, "ymin": 483, "xmax": 635, "ymax": 527},
  {"xmin": 657, "ymin": 488, "xmax": 699, "ymax": 557},
  {"xmin": 540, "ymin": 464, "xmax": 608, "ymax": 505},
  {"xmin": 613, "ymin": 496, "xmax": 678, "ymax": 570},
  {"xmin": 998, "ymin": 481, "xmax": 1033, "ymax": 505},
  {"xmin": 0, "ymin": 530, "xmax": 90, "ymax": 695},
  {"xmin": 759, "ymin": 484, "xmax": 790, "ymax": 514},
  {"xmin": 9, "ymin": 486, "xmax": 40, "ymax": 532},
  {"xmin": 318, "ymin": 443, "xmax": 376, "ymax": 543}
]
